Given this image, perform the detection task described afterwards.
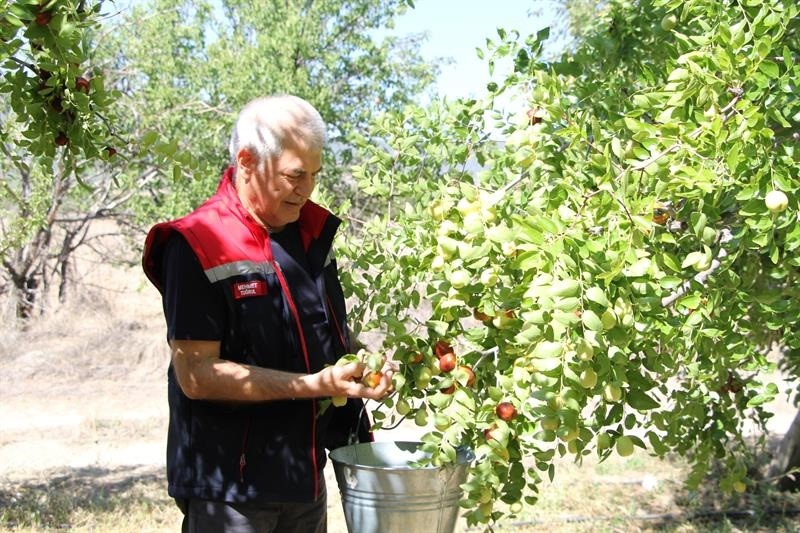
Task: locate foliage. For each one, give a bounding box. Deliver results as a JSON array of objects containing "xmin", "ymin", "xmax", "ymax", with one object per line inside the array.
[
  {"xmin": 0, "ymin": 0, "xmax": 119, "ymax": 248},
  {"xmin": 101, "ymin": 0, "xmax": 437, "ymax": 225},
  {"xmin": 339, "ymin": 0, "xmax": 800, "ymax": 526},
  {"xmin": 0, "ymin": 0, "xmax": 125, "ymax": 317},
  {"xmin": 0, "ymin": 0, "xmax": 436, "ymax": 317},
  {"xmin": 0, "ymin": 0, "xmax": 119, "ymax": 179}
]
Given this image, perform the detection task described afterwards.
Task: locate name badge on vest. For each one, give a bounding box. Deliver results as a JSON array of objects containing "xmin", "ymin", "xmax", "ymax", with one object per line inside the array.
[{"xmin": 233, "ymin": 280, "xmax": 267, "ymax": 299}]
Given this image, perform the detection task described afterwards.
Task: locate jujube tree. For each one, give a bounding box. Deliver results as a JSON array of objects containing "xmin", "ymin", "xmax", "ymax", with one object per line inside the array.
[
  {"xmin": 338, "ymin": 0, "xmax": 800, "ymax": 525},
  {"xmin": 0, "ymin": 0, "xmax": 122, "ymax": 318}
]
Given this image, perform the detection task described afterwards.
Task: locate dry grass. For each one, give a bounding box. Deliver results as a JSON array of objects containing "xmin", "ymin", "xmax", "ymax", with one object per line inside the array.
[
  {"xmin": 0, "ymin": 466, "xmax": 181, "ymax": 532},
  {"xmin": 482, "ymin": 450, "xmax": 800, "ymax": 533},
  {"xmin": 4, "ymin": 444, "xmax": 800, "ymax": 532}
]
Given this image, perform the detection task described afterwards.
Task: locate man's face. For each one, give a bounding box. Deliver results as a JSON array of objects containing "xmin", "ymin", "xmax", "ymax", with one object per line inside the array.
[{"xmin": 243, "ymin": 139, "xmax": 322, "ymax": 231}]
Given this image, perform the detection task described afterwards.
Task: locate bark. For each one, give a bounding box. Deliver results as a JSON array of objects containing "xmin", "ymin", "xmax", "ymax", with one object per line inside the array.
[{"xmin": 769, "ymin": 409, "xmax": 800, "ymax": 491}]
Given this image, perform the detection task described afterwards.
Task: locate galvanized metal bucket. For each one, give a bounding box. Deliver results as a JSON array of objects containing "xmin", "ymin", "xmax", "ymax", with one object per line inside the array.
[{"xmin": 329, "ymin": 441, "xmax": 474, "ymax": 533}]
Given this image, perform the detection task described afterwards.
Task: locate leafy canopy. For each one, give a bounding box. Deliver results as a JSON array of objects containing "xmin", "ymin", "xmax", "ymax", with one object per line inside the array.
[
  {"xmin": 102, "ymin": 0, "xmax": 437, "ymax": 224},
  {"xmin": 340, "ymin": 0, "xmax": 800, "ymax": 525}
]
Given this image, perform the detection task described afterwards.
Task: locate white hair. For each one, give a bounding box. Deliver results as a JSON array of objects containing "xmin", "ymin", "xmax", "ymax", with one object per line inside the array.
[{"xmin": 228, "ymin": 95, "xmax": 326, "ymax": 168}]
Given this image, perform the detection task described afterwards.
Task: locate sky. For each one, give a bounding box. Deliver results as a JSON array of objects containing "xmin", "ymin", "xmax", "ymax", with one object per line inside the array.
[
  {"xmin": 111, "ymin": 0, "xmax": 564, "ymax": 104},
  {"xmin": 387, "ymin": 0, "xmax": 561, "ymax": 100}
]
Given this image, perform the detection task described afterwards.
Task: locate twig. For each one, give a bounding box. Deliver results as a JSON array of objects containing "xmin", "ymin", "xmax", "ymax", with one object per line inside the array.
[
  {"xmin": 8, "ymin": 57, "xmax": 37, "ymax": 75},
  {"xmin": 661, "ymin": 229, "xmax": 733, "ymax": 308}
]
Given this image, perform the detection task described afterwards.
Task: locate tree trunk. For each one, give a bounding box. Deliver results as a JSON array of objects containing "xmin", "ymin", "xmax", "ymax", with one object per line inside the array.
[
  {"xmin": 769, "ymin": 409, "xmax": 800, "ymax": 490},
  {"xmin": 19, "ymin": 274, "xmax": 39, "ymax": 319}
]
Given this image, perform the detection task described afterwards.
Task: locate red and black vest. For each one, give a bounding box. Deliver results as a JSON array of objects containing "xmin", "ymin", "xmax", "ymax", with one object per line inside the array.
[{"xmin": 142, "ymin": 167, "xmax": 369, "ymax": 504}]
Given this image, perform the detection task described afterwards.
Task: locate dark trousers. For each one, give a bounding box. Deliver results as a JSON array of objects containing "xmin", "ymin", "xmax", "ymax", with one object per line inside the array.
[{"xmin": 179, "ymin": 482, "xmax": 327, "ymax": 533}]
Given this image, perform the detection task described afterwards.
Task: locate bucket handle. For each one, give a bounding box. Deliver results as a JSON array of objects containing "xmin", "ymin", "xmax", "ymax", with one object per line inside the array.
[{"xmin": 347, "ymin": 394, "xmax": 410, "ymax": 445}]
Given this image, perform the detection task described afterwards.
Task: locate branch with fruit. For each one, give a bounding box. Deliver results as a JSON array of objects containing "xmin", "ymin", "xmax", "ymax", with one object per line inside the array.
[{"xmin": 662, "ymin": 228, "xmax": 733, "ymax": 308}]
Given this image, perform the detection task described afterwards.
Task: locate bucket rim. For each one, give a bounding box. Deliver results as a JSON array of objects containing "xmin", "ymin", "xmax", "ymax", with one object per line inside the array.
[{"xmin": 329, "ymin": 440, "xmax": 475, "ymax": 471}]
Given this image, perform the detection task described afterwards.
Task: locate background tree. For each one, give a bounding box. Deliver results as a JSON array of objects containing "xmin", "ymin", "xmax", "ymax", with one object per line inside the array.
[
  {"xmin": 339, "ymin": 0, "xmax": 800, "ymax": 525},
  {"xmin": 0, "ymin": 0, "xmax": 122, "ymax": 319},
  {"xmin": 533, "ymin": 0, "xmax": 606, "ymax": 51},
  {"xmin": 102, "ymin": 0, "xmax": 438, "ymax": 227},
  {"xmin": 0, "ymin": 0, "xmax": 438, "ymax": 320}
]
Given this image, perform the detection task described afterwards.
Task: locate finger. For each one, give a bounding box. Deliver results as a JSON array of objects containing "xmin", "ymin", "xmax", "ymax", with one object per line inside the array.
[
  {"xmin": 350, "ymin": 382, "xmax": 382, "ymax": 400},
  {"xmin": 369, "ymin": 374, "xmax": 395, "ymax": 399},
  {"xmin": 338, "ymin": 361, "xmax": 366, "ymax": 380}
]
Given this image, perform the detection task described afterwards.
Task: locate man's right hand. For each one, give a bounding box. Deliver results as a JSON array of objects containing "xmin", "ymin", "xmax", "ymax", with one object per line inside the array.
[{"xmin": 321, "ymin": 361, "xmax": 395, "ymax": 401}]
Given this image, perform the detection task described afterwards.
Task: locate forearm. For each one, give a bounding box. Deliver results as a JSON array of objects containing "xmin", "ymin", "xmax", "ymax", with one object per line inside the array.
[
  {"xmin": 171, "ymin": 339, "xmax": 393, "ymax": 402},
  {"xmin": 180, "ymin": 358, "xmax": 329, "ymax": 402},
  {"xmin": 171, "ymin": 340, "xmax": 392, "ymax": 402}
]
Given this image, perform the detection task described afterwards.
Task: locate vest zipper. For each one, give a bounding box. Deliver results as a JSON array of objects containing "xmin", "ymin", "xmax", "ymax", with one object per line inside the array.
[
  {"xmin": 325, "ymin": 293, "xmax": 348, "ymax": 351},
  {"xmin": 239, "ymin": 220, "xmax": 321, "ymax": 499},
  {"xmin": 272, "ymin": 260, "xmax": 320, "ymax": 499},
  {"xmin": 239, "ymin": 417, "xmax": 252, "ymax": 483}
]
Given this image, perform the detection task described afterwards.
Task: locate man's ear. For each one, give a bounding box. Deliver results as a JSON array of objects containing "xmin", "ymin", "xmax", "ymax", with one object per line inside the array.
[{"xmin": 236, "ymin": 148, "xmax": 256, "ymax": 180}]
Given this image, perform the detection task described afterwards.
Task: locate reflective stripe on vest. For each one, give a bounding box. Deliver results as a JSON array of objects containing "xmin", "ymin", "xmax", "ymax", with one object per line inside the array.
[{"xmin": 204, "ymin": 260, "xmax": 275, "ymax": 283}]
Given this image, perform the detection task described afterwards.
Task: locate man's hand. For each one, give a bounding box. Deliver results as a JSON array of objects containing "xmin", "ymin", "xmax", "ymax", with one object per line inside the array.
[{"xmin": 321, "ymin": 360, "xmax": 396, "ymax": 401}]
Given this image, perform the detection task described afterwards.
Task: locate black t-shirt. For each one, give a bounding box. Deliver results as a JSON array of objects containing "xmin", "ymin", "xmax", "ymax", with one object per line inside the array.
[{"xmin": 162, "ymin": 233, "xmax": 226, "ymax": 341}]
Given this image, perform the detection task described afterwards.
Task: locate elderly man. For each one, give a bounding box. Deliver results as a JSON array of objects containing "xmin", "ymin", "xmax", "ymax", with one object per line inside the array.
[{"xmin": 142, "ymin": 95, "xmax": 393, "ymax": 532}]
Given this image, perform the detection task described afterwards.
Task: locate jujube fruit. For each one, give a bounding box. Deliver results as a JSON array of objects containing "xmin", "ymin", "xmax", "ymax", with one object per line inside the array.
[
  {"xmin": 75, "ymin": 77, "xmax": 91, "ymax": 94},
  {"xmin": 765, "ymin": 190, "xmax": 788, "ymax": 213},
  {"xmin": 438, "ymin": 352, "xmax": 457, "ymax": 373},
  {"xmin": 362, "ymin": 370, "xmax": 382, "ymax": 389},
  {"xmin": 496, "ymin": 401, "xmax": 517, "ymax": 421},
  {"xmin": 616, "ymin": 435, "xmax": 635, "ymax": 457},
  {"xmin": 434, "ymin": 339, "xmax": 452, "ymax": 359},
  {"xmin": 35, "ymin": 11, "xmax": 52, "ymax": 26}
]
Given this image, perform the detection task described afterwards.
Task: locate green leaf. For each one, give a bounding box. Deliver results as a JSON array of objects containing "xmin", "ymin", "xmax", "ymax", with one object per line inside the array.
[
  {"xmin": 746, "ymin": 393, "xmax": 773, "ymax": 407},
  {"xmin": 582, "ymin": 310, "xmax": 603, "ymax": 332},
  {"xmin": 532, "ymin": 217, "xmax": 559, "ymax": 234},
  {"xmin": 659, "ymin": 276, "xmax": 682, "ymax": 289},
  {"xmin": 141, "ymin": 130, "xmax": 158, "ymax": 147},
  {"xmin": 531, "ymin": 340, "xmax": 563, "ymax": 359},
  {"xmin": 531, "ymin": 357, "xmax": 562, "ymax": 373},
  {"xmin": 625, "ymin": 389, "xmax": 659, "ymax": 411},
  {"xmin": 661, "ymin": 253, "xmax": 682, "ymax": 273},
  {"xmin": 427, "ymin": 320, "xmax": 449, "ymax": 337},
  {"xmin": 632, "ymin": 94, "xmax": 650, "ymax": 108},
  {"xmin": 647, "ymin": 431, "xmax": 669, "ymax": 455},
  {"xmin": 667, "ymin": 68, "xmax": 689, "ymax": 81},
  {"xmin": 584, "ymin": 286, "xmax": 610, "ymax": 307},
  {"xmin": 755, "ymin": 38, "xmax": 771, "ymax": 59},
  {"xmin": 758, "ymin": 61, "xmax": 780, "ymax": 78},
  {"xmin": 624, "ymin": 258, "xmax": 651, "ymax": 277},
  {"xmin": 677, "ymin": 293, "xmax": 702, "ymax": 309},
  {"xmin": 548, "ymin": 279, "xmax": 581, "ymax": 297},
  {"xmin": 681, "ymin": 251, "xmax": 703, "ymax": 269},
  {"xmin": 690, "ymin": 212, "xmax": 707, "ymax": 237},
  {"xmin": 554, "ymin": 297, "xmax": 580, "ymax": 312}
]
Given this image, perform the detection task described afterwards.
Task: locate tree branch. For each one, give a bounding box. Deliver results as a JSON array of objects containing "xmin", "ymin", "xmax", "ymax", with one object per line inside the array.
[{"xmin": 661, "ymin": 229, "xmax": 733, "ymax": 308}]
